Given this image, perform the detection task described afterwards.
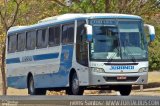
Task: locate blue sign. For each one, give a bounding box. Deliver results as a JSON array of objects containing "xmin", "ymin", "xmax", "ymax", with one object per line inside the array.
[
  {"xmin": 90, "ymin": 19, "xmax": 116, "ymax": 25},
  {"xmin": 110, "ymin": 66, "xmax": 134, "ymax": 70}
]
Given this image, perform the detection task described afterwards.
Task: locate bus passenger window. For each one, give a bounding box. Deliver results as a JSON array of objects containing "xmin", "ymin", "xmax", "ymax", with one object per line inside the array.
[
  {"xmin": 55, "ymin": 26, "xmax": 60, "ymax": 45},
  {"xmin": 26, "ymin": 31, "xmax": 36, "ymax": 50},
  {"xmin": 62, "ymin": 23, "xmax": 74, "ymax": 44},
  {"xmin": 67, "ymin": 24, "xmax": 74, "ymax": 43},
  {"xmin": 37, "ymin": 29, "xmax": 48, "ymax": 48},
  {"xmin": 62, "ymin": 25, "xmax": 68, "ymax": 44},
  {"xmin": 17, "ymin": 33, "xmax": 26, "ymax": 51},
  {"xmin": 49, "ymin": 26, "xmax": 60, "ymax": 46},
  {"xmin": 8, "ymin": 35, "xmax": 17, "ymax": 53},
  {"xmin": 49, "ymin": 27, "xmax": 55, "ymax": 46}
]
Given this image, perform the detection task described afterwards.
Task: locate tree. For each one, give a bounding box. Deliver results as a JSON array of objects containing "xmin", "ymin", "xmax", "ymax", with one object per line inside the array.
[
  {"xmin": 105, "ymin": 0, "xmax": 110, "ymax": 12},
  {"xmin": 0, "ymin": 0, "xmax": 24, "ymax": 95}
]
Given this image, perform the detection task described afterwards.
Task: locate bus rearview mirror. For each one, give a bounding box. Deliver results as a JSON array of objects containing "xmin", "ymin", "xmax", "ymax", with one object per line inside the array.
[
  {"xmin": 144, "ymin": 24, "xmax": 155, "ymax": 42},
  {"xmin": 85, "ymin": 24, "xmax": 93, "ymax": 42}
]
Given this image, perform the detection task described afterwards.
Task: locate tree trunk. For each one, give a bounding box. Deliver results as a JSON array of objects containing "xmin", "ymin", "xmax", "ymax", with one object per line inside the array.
[
  {"xmin": 105, "ymin": 0, "xmax": 110, "ymax": 13},
  {"xmin": 1, "ymin": 46, "xmax": 7, "ymax": 95}
]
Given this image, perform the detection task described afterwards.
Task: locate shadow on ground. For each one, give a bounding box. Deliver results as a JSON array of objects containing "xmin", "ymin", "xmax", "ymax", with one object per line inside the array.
[{"xmin": 133, "ymin": 82, "xmax": 160, "ymax": 90}]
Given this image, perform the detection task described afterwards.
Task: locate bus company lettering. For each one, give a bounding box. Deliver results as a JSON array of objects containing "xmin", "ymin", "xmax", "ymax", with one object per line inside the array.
[
  {"xmin": 110, "ymin": 66, "xmax": 134, "ymax": 70},
  {"xmin": 21, "ymin": 56, "xmax": 33, "ymax": 62},
  {"xmin": 90, "ymin": 19, "xmax": 116, "ymax": 25}
]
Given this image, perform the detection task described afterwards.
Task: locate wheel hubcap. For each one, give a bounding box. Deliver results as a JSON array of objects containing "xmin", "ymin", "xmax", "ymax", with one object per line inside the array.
[
  {"xmin": 30, "ymin": 79, "xmax": 34, "ymax": 93},
  {"xmin": 72, "ymin": 74, "xmax": 79, "ymax": 94},
  {"xmin": 73, "ymin": 78, "xmax": 78, "ymax": 90}
]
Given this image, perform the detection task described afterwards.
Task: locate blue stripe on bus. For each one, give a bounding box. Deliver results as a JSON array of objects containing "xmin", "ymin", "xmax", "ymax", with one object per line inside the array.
[
  {"xmin": 7, "ymin": 73, "xmax": 67, "ymax": 89},
  {"xmin": 7, "ymin": 45, "xmax": 74, "ymax": 89},
  {"xmin": 34, "ymin": 45, "xmax": 74, "ymax": 88},
  {"xmin": 6, "ymin": 53, "xmax": 59, "ymax": 64},
  {"xmin": 7, "ymin": 76, "xmax": 27, "ymax": 89},
  {"xmin": 6, "ymin": 58, "xmax": 20, "ymax": 64},
  {"xmin": 33, "ymin": 53, "xmax": 59, "ymax": 61}
]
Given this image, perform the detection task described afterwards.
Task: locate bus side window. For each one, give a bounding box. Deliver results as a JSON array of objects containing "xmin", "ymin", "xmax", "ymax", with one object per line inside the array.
[
  {"xmin": 17, "ymin": 33, "xmax": 26, "ymax": 51},
  {"xmin": 49, "ymin": 26, "xmax": 60, "ymax": 46},
  {"xmin": 76, "ymin": 20, "xmax": 88, "ymax": 66},
  {"xmin": 62, "ymin": 25, "xmax": 68, "ymax": 44},
  {"xmin": 8, "ymin": 35, "xmax": 17, "ymax": 53},
  {"xmin": 49, "ymin": 27, "xmax": 55, "ymax": 46},
  {"xmin": 37, "ymin": 29, "xmax": 48, "ymax": 48},
  {"xmin": 26, "ymin": 31, "xmax": 36, "ymax": 50},
  {"xmin": 55, "ymin": 26, "xmax": 60, "ymax": 45},
  {"xmin": 62, "ymin": 23, "xmax": 74, "ymax": 44},
  {"xmin": 67, "ymin": 24, "xmax": 74, "ymax": 43}
]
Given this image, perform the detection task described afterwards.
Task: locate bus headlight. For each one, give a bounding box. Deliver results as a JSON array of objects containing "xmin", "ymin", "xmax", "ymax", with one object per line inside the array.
[
  {"xmin": 138, "ymin": 67, "xmax": 148, "ymax": 72},
  {"xmin": 91, "ymin": 68, "xmax": 105, "ymax": 73}
]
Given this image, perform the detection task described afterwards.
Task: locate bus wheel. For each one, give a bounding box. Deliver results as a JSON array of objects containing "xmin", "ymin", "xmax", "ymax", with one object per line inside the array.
[
  {"xmin": 28, "ymin": 76, "xmax": 46, "ymax": 95},
  {"xmin": 119, "ymin": 85, "xmax": 132, "ymax": 96},
  {"xmin": 67, "ymin": 73, "xmax": 84, "ymax": 95}
]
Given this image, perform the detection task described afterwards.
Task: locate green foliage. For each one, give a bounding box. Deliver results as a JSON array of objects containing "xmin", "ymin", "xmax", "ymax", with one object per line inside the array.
[
  {"xmin": 57, "ymin": 0, "xmax": 105, "ymax": 13},
  {"xmin": 149, "ymin": 25, "xmax": 160, "ymax": 71}
]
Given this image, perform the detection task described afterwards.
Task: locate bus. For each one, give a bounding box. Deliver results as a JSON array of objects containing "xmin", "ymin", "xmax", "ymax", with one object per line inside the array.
[{"xmin": 6, "ymin": 13, "xmax": 155, "ymax": 95}]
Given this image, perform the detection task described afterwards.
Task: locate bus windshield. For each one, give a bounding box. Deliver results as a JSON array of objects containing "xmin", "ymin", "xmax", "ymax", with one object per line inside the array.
[{"xmin": 89, "ymin": 19, "xmax": 148, "ymax": 62}]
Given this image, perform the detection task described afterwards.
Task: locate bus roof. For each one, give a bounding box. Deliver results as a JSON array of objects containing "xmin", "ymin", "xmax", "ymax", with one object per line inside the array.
[{"xmin": 7, "ymin": 13, "xmax": 142, "ymax": 35}]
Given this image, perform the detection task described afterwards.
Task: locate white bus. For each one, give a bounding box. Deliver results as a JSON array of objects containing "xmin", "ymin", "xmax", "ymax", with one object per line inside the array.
[{"xmin": 6, "ymin": 13, "xmax": 155, "ymax": 95}]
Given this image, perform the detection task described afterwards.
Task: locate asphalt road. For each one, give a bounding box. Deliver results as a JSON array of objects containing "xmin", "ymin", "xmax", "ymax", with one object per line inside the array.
[{"xmin": 0, "ymin": 96, "xmax": 160, "ymax": 106}]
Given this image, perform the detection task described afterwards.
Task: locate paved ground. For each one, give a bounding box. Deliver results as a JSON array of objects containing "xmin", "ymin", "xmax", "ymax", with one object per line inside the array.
[
  {"xmin": 1, "ymin": 71, "xmax": 160, "ymax": 96},
  {"xmin": 0, "ymin": 95, "xmax": 159, "ymax": 106}
]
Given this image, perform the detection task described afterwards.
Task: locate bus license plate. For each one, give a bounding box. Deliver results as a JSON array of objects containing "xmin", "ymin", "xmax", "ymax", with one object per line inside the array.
[{"xmin": 117, "ymin": 76, "xmax": 127, "ymax": 80}]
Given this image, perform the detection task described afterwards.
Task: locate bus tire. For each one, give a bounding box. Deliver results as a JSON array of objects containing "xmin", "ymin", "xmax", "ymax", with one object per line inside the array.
[
  {"xmin": 67, "ymin": 72, "xmax": 84, "ymax": 95},
  {"xmin": 28, "ymin": 76, "xmax": 46, "ymax": 95},
  {"xmin": 119, "ymin": 85, "xmax": 132, "ymax": 96}
]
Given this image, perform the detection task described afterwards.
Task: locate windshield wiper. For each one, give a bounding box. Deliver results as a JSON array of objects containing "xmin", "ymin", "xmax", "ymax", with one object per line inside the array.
[
  {"xmin": 107, "ymin": 47, "xmax": 120, "ymax": 62},
  {"xmin": 123, "ymin": 41, "xmax": 136, "ymax": 62},
  {"xmin": 123, "ymin": 49, "xmax": 136, "ymax": 62}
]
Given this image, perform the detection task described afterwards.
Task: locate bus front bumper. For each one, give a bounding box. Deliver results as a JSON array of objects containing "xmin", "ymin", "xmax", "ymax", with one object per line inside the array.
[{"xmin": 89, "ymin": 72, "xmax": 148, "ymax": 85}]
